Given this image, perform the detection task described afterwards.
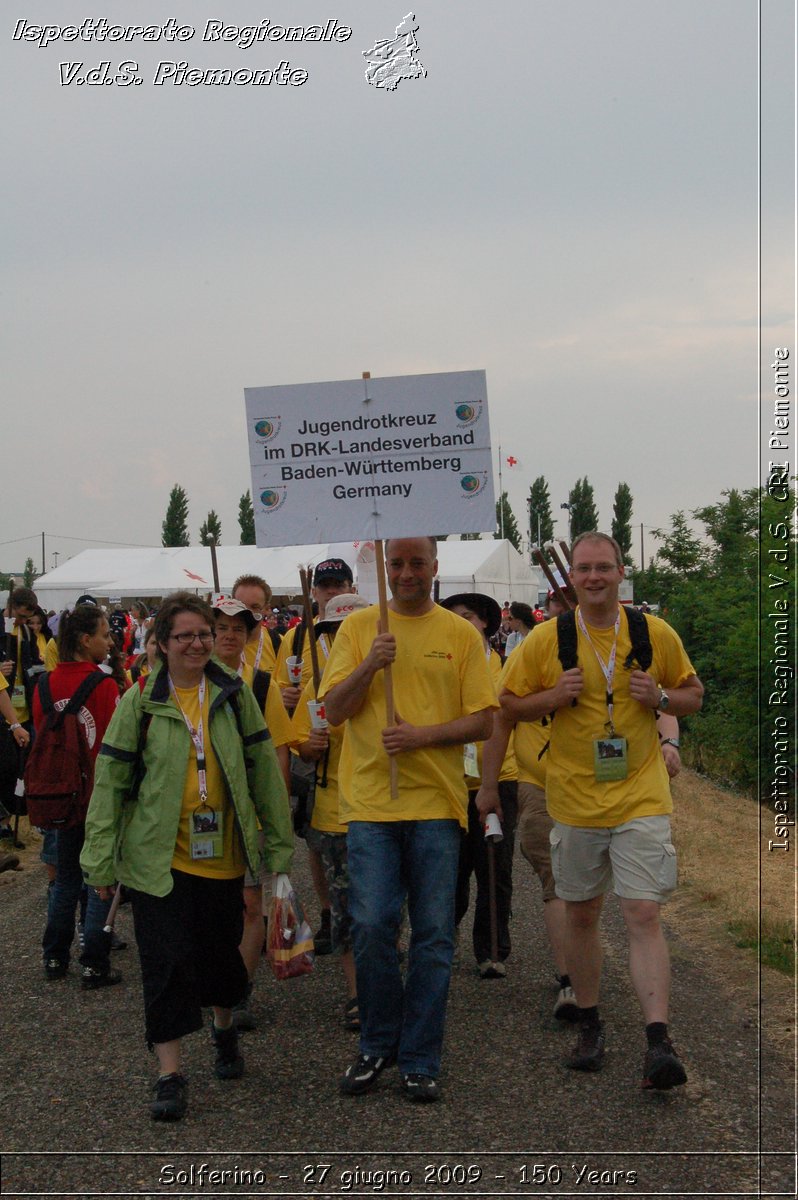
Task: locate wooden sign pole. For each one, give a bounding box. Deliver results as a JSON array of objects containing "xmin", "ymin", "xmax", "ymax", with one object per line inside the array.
[{"xmin": 299, "ymin": 566, "xmax": 322, "ymax": 696}]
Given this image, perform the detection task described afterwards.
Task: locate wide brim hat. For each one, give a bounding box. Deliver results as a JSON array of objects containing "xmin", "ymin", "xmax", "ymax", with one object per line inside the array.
[{"xmin": 439, "ymin": 592, "xmax": 502, "ymax": 639}]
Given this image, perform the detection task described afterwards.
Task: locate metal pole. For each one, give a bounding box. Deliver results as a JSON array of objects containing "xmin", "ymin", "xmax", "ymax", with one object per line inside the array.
[
  {"xmin": 640, "ymin": 522, "xmax": 645, "ymax": 570},
  {"xmin": 41, "ymin": 532, "xmax": 45, "ymax": 576}
]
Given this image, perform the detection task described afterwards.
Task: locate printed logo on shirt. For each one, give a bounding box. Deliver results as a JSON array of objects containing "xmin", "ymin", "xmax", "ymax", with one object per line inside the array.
[{"xmin": 52, "ymin": 700, "xmax": 97, "ymax": 749}]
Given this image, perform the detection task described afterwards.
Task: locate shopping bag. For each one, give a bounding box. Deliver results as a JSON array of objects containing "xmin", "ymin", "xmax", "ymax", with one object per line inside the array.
[{"xmin": 266, "ymin": 873, "xmax": 315, "ymax": 980}]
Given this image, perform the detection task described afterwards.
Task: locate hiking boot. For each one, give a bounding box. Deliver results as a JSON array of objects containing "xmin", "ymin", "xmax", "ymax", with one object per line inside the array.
[
  {"xmin": 150, "ymin": 1073, "xmax": 188, "ymax": 1121},
  {"xmin": 477, "ymin": 960, "xmax": 506, "ymax": 979},
  {"xmin": 565, "ymin": 1021, "xmax": 605, "ymax": 1072},
  {"xmin": 314, "ymin": 909, "xmax": 334, "ymax": 956},
  {"xmin": 0, "ymin": 852, "xmax": 19, "ymax": 873},
  {"xmin": 44, "ymin": 958, "xmax": 68, "ymax": 980},
  {"xmin": 231, "ymin": 983, "xmax": 257, "ymax": 1032},
  {"xmin": 211, "ymin": 1022, "xmax": 244, "ymax": 1080},
  {"xmin": 81, "ymin": 966, "xmax": 122, "ymax": 990},
  {"xmin": 553, "ymin": 984, "xmax": 580, "ymax": 1022},
  {"xmin": 642, "ymin": 1037, "xmax": 687, "ymax": 1090},
  {"xmin": 401, "ymin": 1073, "xmax": 440, "ymax": 1102},
  {"xmin": 339, "ymin": 1052, "xmax": 396, "ymax": 1095}
]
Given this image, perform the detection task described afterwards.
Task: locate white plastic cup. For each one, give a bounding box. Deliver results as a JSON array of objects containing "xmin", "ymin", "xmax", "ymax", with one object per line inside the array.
[
  {"xmin": 286, "ymin": 656, "xmax": 303, "ymax": 684},
  {"xmin": 308, "ymin": 700, "xmax": 328, "ymax": 730},
  {"xmin": 483, "ymin": 813, "xmax": 503, "ymax": 843}
]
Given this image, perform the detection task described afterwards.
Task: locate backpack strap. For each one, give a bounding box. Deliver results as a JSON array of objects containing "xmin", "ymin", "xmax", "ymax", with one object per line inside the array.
[
  {"xmin": 35, "ymin": 671, "xmax": 54, "ymax": 715},
  {"xmin": 622, "ymin": 606, "xmax": 653, "ymax": 672},
  {"xmin": 556, "ymin": 610, "xmax": 579, "ymax": 671},
  {"xmin": 64, "ymin": 669, "xmax": 108, "ymax": 716},
  {"xmin": 252, "ymin": 669, "xmax": 271, "ymax": 713}
]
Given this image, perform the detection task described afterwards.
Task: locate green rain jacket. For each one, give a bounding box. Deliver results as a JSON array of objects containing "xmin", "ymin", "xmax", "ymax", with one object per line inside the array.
[{"xmin": 80, "ymin": 659, "xmax": 293, "ymax": 896}]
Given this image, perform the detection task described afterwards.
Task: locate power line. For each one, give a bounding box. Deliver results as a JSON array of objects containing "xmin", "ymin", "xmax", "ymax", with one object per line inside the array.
[{"xmin": 0, "ymin": 532, "xmax": 153, "ymax": 549}]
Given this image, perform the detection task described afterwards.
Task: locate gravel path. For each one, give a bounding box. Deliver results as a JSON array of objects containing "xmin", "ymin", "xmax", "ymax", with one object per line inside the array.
[{"xmin": 0, "ymin": 825, "xmax": 792, "ymax": 1199}]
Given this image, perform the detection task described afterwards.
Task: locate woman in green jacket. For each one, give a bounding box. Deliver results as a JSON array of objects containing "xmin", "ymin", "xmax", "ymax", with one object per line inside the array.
[{"xmin": 81, "ymin": 592, "xmax": 293, "ymax": 1122}]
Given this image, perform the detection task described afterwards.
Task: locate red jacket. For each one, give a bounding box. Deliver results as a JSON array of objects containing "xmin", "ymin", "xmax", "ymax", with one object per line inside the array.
[{"xmin": 32, "ymin": 662, "xmax": 120, "ymax": 762}]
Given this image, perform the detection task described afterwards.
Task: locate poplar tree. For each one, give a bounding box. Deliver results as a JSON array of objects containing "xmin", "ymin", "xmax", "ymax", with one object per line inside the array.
[
  {"xmin": 567, "ymin": 478, "xmax": 599, "ymax": 539},
  {"xmin": 199, "ymin": 510, "xmax": 222, "ymax": 546},
  {"xmin": 611, "ymin": 482, "xmax": 634, "ymax": 564},
  {"xmin": 161, "ymin": 485, "xmax": 190, "ymax": 547},
  {"xmin": 238, "ymin": 491, "xmax": 256, "ymax": 545},
  {"xmin": 527, "ymin": 476, "xmax": 554, "ymax": 545},
  {"xmin": 495, "ymin": 492, "xmax": 521, "ymax": 551}
]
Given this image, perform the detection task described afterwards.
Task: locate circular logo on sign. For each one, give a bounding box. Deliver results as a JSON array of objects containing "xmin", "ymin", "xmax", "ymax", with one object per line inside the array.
[
  {"xmin": 455, "ymin": 403, "xmax": 475, "ymax": 423},
  {"xmin": 260, "ymin": 489, "xmax": 281, "ymax": 509},
  {"xmin": 461, "ymin": 475, "xmax": 481, "ymax": 493},
  {"xmin": 255, "ymin": 420, "xmax": 274, "ymax": 439}
]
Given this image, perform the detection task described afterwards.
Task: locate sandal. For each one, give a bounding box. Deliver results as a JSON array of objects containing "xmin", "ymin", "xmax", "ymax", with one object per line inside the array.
[{"xmin": 343, "ymin": 998, "xmax": 360, "ymax": 1032}]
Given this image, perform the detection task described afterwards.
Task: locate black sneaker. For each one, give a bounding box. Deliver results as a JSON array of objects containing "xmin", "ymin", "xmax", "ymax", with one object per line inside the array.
[
  {"xmin": 401, "ymin": 1073, "xmax": 440, "ymax": 1102},
  {"xmin": 150, "ymin": 1073, "xmax": 188, "ymax": 1121},
  {"xmin": 339, "ymin": 1052, "xmax": 396, "ymax": 1095},
  {"xmin": 81, "ymin": 967, "xmax": 122, "ymax": 990},
  {"xmin": 210, "ymin": 1022, "xmax": 244, "ymax": 1080},
  {"xmin": 44, "ymin": 958, "xmax": 68, "ymax": 980},
  {"xmin": 642, "ymin": 1038, "xmax": 687, "ymax": 1090},
  {"xmin": 565, "ymin": 1021, "xmax": 605, "ymax": 1071},
  {"xmin": 314, "ymin": 909, "xmax": 334, "ymax": 956}
]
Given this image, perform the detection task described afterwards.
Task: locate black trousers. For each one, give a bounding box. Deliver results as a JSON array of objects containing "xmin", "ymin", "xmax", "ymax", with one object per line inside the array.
[
  {"xmin": 130, "ymin": 869, "xmax": 247, "ymax": 1046},
  {"xmin": 455, "ymin": 782, "xmax": 518, "ymax": 963}
]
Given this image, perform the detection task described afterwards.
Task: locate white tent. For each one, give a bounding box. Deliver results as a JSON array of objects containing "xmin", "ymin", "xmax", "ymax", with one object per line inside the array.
[{"xmin": 32, "ymin": 539, "xmax": 544, "ymax": 612}]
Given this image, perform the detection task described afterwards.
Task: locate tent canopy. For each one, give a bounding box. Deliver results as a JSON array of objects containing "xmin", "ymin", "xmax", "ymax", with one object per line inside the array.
[{"xmin": 31, "ymin": 540, "xmax": 544, "ymax": 611}]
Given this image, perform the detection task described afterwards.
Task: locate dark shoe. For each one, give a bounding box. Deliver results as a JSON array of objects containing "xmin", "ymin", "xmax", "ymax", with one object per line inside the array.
[
  {"xmin": 553, "ymin": 985, "xmax": 580, "ymax": 1022},
  {"xmin": 339, "ymin": 1052, "xmax": 396, "ymax": 1095},
  {"xmin": 566, "ymin": 1021, "xmax": 605, "ymax": 1071},
  {"xmin": 477, "ymin": 959, "xmax": 506, "ymax": 979},
  {"xmin": 0, "ymin": 852, "xmax": 19, "ymax": 873},
  {"xmin": 150, "ymin": 1073, "xmax": 188, "ymax": 1121},
  {"xmin": 211, "ymin": 1022, "xmax": 244, "ymax": 1080},
  {"xmin": 110, "ymin": 931, "xmax": 128, "ymax": 952},
  {"xmin": 231, "ymin": 983, "xmax": 257, "ymax": 1032},
  {"xmin": 44, "ymin": 958, "xmax": 68, "ymax": 980},
  {"xmin": 401, "ymin": 1073, "xmax": 440, "ymax": 1102},
  {"xmin": 314, "ymin": 909, "xmax": 334, "ymax": 956},
  {"xmin": 0, "ymin": 826, "xmax": 13, "ymax": 841},
  {"xmin": 642, "ymin": 1038, "xmax": 687, "ymax": 1090},
  {"xmin": 81, "ymin": 967, "xmax": 122, "ymax": 990},
  {"xmin": 343, "ymin": 998, "xmax": 360, "ymax": 1032}
]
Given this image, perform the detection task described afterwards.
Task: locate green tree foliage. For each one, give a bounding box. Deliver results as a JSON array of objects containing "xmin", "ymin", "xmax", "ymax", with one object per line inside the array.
[
  {"xmin": 495, "ymin": 492, "xmax": 521, "ymax": 551},
  {"xmin": 611, "ymin": 482, "xmax": 634, "ymax": 565},
  {"xmin": 238, "ymin": 491, "xmax": 256, "ymax": 545},
  {"xmin": 161, "ymin": 484, "xmax": 190, "ymax": 547},
  {"xmin": 528, "ymin": 476, "xmax": 554, "ymax": 545},
  {"xmin": 653, "ymin": 486, "xmax": 794, "ymax": 799},
  {"xmin": 568, "ymin": 477, "xmax": 599, "ymax": 539},
  {"xmin": 23, "ymin": 557, "xmax": 37, "ymax": 588},
  {"xmin": 199, "ymin": 509, "xmax": 222, "ymax": 546}
]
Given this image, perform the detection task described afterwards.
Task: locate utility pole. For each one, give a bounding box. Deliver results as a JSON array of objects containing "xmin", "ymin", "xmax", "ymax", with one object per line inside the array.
[
  {"xmin": 640, "ymin": 522, "xmax": 644, "ymax": 570},
  {"xmin": 41, "ymin": 532, "xmax": 46, "ymax": 576}
]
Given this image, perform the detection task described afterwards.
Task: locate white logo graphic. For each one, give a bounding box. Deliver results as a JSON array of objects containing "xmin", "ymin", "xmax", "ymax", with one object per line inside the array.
[{"xmin": 363, "ymin": 12, "xmax": 426, "ymax": 91}]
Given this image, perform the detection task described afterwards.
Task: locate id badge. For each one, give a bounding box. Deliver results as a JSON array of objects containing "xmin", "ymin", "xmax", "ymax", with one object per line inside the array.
[
  {"xmin": 593, "ymin": 737, "xmax": 628, "ymax": 782},
  {"xmin": 190, "ymin": 808, "xmax": 223, "ymax": 859},
  {"xmin": 463, "ymin": 742, "xmax": 480, "ymax": 778},
  {"xmin": 11, "ymin": 686, "xmax": 26, "ymax": 711}
]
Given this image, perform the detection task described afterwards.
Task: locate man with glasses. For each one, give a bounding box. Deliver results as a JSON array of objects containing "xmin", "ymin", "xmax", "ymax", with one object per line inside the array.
[{"xmin": 488, "ymin": 532, "xmax": 703, "ymax": 1090}]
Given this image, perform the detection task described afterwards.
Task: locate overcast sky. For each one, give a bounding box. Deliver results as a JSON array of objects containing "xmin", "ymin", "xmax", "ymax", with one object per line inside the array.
[{"xmin": 2, "ymin": 0, "xmax": 792, "ymax": 576}]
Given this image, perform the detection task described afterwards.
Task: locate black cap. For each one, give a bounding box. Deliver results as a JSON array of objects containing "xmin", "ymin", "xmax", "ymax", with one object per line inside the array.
[{"xmin": 313, "ymin": 558, "xmax": 354, "ymax": 586}]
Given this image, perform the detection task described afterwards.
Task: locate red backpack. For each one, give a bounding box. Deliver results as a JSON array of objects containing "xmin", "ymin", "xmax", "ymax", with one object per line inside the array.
[{"xmin": 23, "ymin": 670, "xmax": 107, "ymax": 830}]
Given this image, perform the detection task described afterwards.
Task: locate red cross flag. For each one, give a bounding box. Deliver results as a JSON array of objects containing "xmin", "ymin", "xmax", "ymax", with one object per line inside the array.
[{"xmin": 505, "ymin": 455, "xmax": 522, "ymax": 469}]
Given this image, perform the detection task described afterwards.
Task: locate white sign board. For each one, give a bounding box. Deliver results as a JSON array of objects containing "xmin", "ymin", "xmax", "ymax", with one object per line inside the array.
[{"xmin": 245, "ymin": 370, "xmax": 494, "ymax": 546}]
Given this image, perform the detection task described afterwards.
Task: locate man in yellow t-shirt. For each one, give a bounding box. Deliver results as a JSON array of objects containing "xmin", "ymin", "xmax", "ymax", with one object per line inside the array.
[
  {"xmin": 492, "ymin": 532, "xmax": 703, "ymax": 1091},
  {"xmin": 321, "ymin": 537, "xmax": 496, "ymax": 1102}
]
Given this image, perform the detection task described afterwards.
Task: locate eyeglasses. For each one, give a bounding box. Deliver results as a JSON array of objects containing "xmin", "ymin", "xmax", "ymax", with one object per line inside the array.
[
  {"xmin": 170, "ymin": 631, "xmax": 215, "ymax": 646},
  {"xmin": 571, "ymin": 563, "xmax": 619, "ymax": 576}
]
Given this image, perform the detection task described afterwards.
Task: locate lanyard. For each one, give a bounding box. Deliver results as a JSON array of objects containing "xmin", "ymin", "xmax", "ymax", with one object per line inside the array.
[
  {"xmin": 248, "ymin": 628, "xmax": 266, "ymax": 675},
  {"xmin": 576, "ymin": 606, "xmax": 620, "ymax": 731},
  {"xmin": 169, "ymin": 676, "xmax": 208, "ymax": 801}
]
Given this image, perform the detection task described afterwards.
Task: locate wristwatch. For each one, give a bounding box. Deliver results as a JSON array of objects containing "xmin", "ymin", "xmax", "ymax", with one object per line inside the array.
[
  {"xmin": 9, "ymin": 722, "xmax": 21, "ymax": 732},
  {"xmin": 660, "ymin": 737, "xmax": 680, "ymax": 749},
  {"xmin": 657, "ymin": 688, "xmax": 670, "ymax": 711}
]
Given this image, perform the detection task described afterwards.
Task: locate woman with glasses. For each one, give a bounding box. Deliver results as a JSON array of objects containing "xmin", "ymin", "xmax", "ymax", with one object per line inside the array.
[{"xmin": 81, "ymin": 591, "xmax": 293, "ymax": 1122}]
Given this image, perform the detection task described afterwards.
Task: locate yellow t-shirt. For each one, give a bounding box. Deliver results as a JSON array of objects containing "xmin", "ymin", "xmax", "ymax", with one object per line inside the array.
[
  {"xmin": 497, "ymin": 652, "xmax": 548, "ymax": 788},
  {"xmin": 292, "ymin": 679, "xmax": 346, "ymax": 835},
  {"xmin": 239, "ymin": 663, "xmax": 293, "ymax": 749},
  {"xmin": 501, "ymin": 609, "xmax": 696, "ymax": 827},
  {"xmin": 45, "ymin": 639, "xmax": 60, "ymax": 672},
  {"xmin": 170, "ymin": 684, "xmax": 245, "ymax": 879},
  {"xmin": 465, "ymin": 649, "xmax": 517, "ymax": 789},
  {"xmin": 319, "ymin": 604, "xmax": 498, "ymax": 827},
  {"xmin": 0, "ymin": 672, "xmax": 8, "ymax": 694},
  {"xmin": 11, "ymin": 627, "xmax": 31, "ymax": 723},
  {"xmin": 242, "ymin": 627, "xmax": 277, "ymax": 675}
]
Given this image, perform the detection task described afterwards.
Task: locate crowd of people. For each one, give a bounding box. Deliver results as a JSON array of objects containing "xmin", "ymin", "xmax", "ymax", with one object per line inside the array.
[{"xmin": 0, "ymin": 533, "xmax": 702, "ymax": 1119}]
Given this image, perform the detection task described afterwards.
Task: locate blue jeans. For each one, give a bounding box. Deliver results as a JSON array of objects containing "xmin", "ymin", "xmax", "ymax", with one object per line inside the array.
[
  {"xmin": 347, "ymin": 819, "xmax": 460, "ymax": 1078},
  {"xmin": 42, "ymin": 824, "xmax": 113, "ymax": 972}
]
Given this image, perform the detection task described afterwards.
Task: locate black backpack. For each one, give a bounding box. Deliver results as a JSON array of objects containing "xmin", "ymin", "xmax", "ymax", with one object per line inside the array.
[
  {"xmin": 24, "ymin": 670, "xmax": 107, "ymax": 830},
  {"xmin": 556, "ymin": 605, "xmax": 653, "ymax": 675}
]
